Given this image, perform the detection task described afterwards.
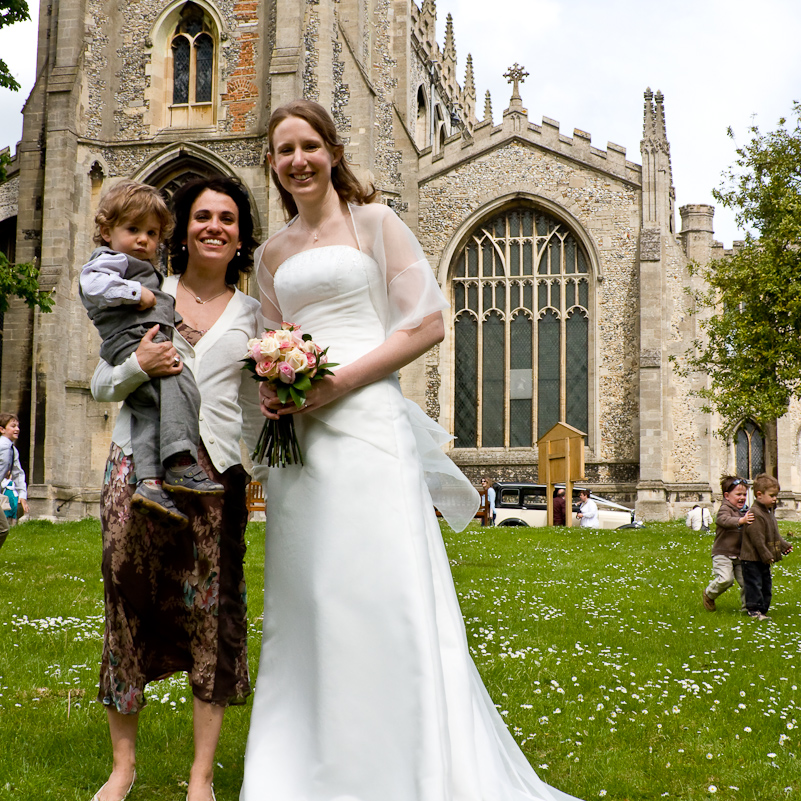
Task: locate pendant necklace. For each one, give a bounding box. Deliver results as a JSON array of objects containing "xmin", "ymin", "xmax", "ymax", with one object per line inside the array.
[
  {"xmin": 179, "ymin": 278, "xmax": 229, "ymax": 305},
  {"xmin": 297, "ymin": 206, "xmax": 338, "ymax": 243}
]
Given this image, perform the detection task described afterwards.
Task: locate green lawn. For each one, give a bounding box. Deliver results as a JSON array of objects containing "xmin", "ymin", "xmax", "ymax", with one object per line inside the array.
[{"xmin": 0, "ymin": 519, "xmax": 799, "ymax": 800}]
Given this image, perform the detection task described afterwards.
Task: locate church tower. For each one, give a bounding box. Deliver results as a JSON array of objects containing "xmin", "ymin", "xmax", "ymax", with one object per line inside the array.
[{"xmin": 636, "ymin": 89, "xmax": 713, "ymax": 519}]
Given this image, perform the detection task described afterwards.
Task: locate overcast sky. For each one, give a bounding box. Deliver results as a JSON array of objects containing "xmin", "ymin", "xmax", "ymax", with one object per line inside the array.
[{"xmin": 2, "ymin": 0, "xmax": 800, "ymax": 246}]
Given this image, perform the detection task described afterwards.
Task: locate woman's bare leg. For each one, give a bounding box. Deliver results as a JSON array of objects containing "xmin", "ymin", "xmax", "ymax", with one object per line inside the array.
[
  {"xmin": 187, "ymin": 697, "xmax": 225, "ymax": 801},
  {"xmin": 95, "ymin": 708, "xmax": 138, "ymax": 800}
]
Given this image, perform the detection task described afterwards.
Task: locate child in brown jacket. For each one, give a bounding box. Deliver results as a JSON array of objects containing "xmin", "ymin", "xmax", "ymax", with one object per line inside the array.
[
  {"xmin": 741, "ymin": 473, "xmax": 793, "ymax": 620},
  {"xmin": 702, "ymin": 476, "xmax": 752, "ymax": 612}
]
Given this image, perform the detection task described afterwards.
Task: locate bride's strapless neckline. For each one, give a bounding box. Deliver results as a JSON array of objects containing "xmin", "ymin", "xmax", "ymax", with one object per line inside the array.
[{"xmin": 274, "ymin": 244, "xmax": 376, "ymax": 277}]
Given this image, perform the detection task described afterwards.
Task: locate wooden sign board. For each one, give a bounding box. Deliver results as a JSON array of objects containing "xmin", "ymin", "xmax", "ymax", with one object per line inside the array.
[{"xmin": 537, "ymin": 422, "xmax": 586, "ymax": 527}]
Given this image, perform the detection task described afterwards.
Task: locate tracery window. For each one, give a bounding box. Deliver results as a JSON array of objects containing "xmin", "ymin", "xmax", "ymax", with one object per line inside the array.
[
  {"xmin": 169, "ymin": 2, "xmax": 216, "ymax": 126},
  {"xmin": 735, "ymin": 420, "xmax": 764, "ymax": 480},
  {"xmin": 452, "ymin": 206, "xmax": 591, "ymax": 448}
]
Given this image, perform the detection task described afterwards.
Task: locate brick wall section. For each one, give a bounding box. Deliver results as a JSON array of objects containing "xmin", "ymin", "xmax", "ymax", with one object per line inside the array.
[{"xmin": 222, "ymin": 0, "xmax": 260, "ymax": 133}]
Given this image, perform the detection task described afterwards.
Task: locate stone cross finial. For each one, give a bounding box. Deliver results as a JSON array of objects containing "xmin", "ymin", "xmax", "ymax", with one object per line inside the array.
[{"xmin": 504, "ymin": 63, "xmax": 528, "ymax": 102}]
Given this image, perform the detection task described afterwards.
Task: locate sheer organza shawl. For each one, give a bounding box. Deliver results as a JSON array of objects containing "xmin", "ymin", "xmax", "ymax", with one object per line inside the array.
[
  {"xmin": 255, "ymin": 203, "xmax": 449, "ymax": 334},
  {"xmin": 253, "ymin": 203, "xmax": 479, "ymax": 531}
]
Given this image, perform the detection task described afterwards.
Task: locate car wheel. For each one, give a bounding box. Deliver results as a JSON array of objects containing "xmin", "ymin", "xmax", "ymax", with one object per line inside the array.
[
  {"xmin": 616, "ymin": 522, "xmax": 644, "ymax": 530},
  {"xmin": 497, "ymin": 518, "xmax": 526, "ymax": 527}
]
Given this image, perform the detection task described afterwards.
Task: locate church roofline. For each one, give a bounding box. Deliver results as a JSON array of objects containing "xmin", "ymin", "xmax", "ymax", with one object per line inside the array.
[{"xmin": 417, "ymin": 117, "xmax": 642, "ymax": 189}]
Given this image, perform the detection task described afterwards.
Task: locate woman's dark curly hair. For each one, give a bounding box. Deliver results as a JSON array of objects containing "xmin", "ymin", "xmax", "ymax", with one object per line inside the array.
[{"xmin": 168, "ymin": 175, "xmax": 258, "ymax": 286}]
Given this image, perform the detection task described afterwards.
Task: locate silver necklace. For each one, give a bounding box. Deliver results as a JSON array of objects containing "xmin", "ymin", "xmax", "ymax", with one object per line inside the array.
[
  {"xmin": 179, "ymin": 278, "xmax": 229, "ymax": 305},
  {"xmin": 296, "ymin": 207, "xmax": 338, "ymax": 243}
]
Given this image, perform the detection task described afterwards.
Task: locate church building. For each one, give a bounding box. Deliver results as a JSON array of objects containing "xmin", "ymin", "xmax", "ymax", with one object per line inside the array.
[{"xmin": 1, "ymin": 0, "xmax": 798, "ymax": 521}]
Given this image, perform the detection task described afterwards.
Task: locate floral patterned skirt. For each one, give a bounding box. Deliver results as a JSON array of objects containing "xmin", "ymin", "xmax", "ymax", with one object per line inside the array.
[{"xmin": 98, "ymin": 442, "xmax": 251, "ymax": 714}]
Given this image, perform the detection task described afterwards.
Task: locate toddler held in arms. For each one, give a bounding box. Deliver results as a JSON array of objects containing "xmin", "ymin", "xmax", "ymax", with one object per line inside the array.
[{"xmin": 79, "ymin": 181, "xmax": 223, "ymax": 526}]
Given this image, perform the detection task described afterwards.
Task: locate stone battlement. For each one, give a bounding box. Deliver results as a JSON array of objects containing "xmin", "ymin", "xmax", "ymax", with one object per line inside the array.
[{"xmin": 417, "ymin": 102, "xmax": 641, "ymax": 186}]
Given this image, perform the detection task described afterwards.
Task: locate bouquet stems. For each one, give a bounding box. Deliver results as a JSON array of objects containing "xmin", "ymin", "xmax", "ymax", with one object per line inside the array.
[{"xmin": 253, "ymin": 416, "xmax": 304, "ymax": 467}]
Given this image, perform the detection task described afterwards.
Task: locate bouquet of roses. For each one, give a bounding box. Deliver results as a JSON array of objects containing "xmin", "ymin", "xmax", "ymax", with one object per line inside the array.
[{"xmin": 243, "ymin": 322, "xmax": 337, "ymax": 467}]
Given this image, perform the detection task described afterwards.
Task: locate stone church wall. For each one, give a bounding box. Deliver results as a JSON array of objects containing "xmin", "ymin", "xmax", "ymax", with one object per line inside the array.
[{"xmin": 417, "ymin": 140, "xmax": 640, "ymax": 488}]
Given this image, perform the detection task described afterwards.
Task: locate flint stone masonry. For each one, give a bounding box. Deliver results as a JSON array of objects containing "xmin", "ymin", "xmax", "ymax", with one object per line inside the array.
[
  {"xmin": 0, "ymin": 175, "xmax": 18, "ymax": 223},
  {"xmin": 639, "ymin": 228, "xmax": 661, "ymax": 261},
  {"xmin": 302, "ymin": 0, "xmax": 320, "ymax": 101}
]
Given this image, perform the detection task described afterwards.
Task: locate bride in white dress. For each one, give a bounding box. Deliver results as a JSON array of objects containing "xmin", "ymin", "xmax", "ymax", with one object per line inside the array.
[{"xmin": 241, "ymin": 100, "xmax": 581, "ymax": 801}]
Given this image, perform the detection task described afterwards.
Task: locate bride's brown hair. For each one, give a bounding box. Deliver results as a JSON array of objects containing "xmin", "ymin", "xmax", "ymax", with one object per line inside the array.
[{"xmin": 267, "ymin": 100, "xmax": 377, "ymax": 218}]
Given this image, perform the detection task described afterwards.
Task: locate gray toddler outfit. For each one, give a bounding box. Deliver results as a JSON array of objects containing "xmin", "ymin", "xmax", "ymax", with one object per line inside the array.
[{"xmin": 80, "ymin": 247, "xmax": 201, "ymax": 479}]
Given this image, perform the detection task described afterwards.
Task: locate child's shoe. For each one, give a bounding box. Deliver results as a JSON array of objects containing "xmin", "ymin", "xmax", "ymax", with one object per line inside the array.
[
  {"xmin": 164, "ymin": 463, "xmax": 224, "ymax": 496},
  {"xmin": 132, "ymin": 482, "xmax": 189, "ymax": 526},
  {"xmin": 702, "ymin": 591, "xmax": 716, "ymax": 611}
]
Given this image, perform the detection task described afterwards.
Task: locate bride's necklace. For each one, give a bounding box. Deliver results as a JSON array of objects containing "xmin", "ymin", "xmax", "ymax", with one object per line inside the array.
[
  {"xmin": 179, "ymin": 278, "xmax": 229, "ymax": 305},
  {"xmin": 296, "ymin": 206, "xmax": 338, "ymax": 243}
]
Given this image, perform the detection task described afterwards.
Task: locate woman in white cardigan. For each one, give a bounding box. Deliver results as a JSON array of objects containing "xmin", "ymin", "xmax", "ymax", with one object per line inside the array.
[{"xmin": 89, "ymin": 176, "xmax": 264, "ymax": 801}]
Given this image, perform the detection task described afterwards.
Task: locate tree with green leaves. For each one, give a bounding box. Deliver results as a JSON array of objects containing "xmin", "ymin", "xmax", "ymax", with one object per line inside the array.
[
  {"xmin": 0, "ymin": 1, "xmax": 52, "ymax": 316},
  {"xmin": 677, "ymin": 102, "xmax": 801, "ymax": 429},
  {"xmin": 0, "ymin": 1, "xmax": 30, "ymax": 91}
]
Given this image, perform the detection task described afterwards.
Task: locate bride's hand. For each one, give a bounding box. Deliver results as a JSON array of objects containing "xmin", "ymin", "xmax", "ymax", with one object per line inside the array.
[
  {"xmin": 259, "ymin": 383, "xmax": 289, "ymax": 420},
  {"xmin": 278, "ymin": 374, "xmax": 347, "ymax": 416}
]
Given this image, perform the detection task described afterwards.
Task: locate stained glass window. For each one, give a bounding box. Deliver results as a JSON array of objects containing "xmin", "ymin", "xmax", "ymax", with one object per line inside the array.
[
  {"xmin": 452, "ymin": 206, "xmax": 591, "ymax": 448},
  {"xmin": 454, "ymin": 314, "xmax": 478, "ymax": 446},
  {"xmin": 195, "ymin": 34, "xmax": 213, "ymax": 103},
  {"xmin": 172, "ymin": 37, "xmax": 190, "ymax": 104},
  {"xmin": 171, "ymin": 4, "xmax": 215, "ymax": 108},
  {"xmin": 735, "ymin": 420, "xmax": 765, "ymax": 480}
]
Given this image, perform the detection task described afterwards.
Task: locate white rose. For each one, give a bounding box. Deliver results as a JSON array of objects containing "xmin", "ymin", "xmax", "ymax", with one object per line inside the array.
[
  {"xmin": 273, "ymin": 329, "xmax": 295, "ymax": 348},
  {"xmin": 260, "ymin": 334, "xmax": 282, "ymax": 362},
  {"xmin": 285, "ymin": 347, "xmax": 308, "ymax": 372}
]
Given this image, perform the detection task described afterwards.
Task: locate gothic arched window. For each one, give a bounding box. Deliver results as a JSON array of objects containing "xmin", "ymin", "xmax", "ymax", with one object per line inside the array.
[
  {"xmin": 452, "ymin": 206, "xmax": 591, "ymax": 448},
  {"xmin": 169, "ymin": 3, "xmax": 216, "ymax": 126},
  {"xmin": 735, "ymin": 420, "xmax": 765, "ymax": 480}
]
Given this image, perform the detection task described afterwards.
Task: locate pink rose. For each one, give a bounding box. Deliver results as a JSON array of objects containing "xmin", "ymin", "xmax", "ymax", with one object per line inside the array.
[
  {"xmin": 249, "ymin": 341, "xmax": 263, "ymax": 361},
  {"xmin": 256, "ymin": 360, "xmax": 275, "ymax": 378},
  {"xmin": 277, "ymin": 362, "xmax": 296, "ymax": 384}
]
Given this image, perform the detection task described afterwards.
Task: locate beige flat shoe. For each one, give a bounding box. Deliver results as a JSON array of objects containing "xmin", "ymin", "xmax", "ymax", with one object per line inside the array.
[
  {"xmin": 90, "ymin": 769, "xmax": 136, "ymax": 801},
  {"xmin": 186, "ymin": 785, "xmax": 215, "ymax": 801}
]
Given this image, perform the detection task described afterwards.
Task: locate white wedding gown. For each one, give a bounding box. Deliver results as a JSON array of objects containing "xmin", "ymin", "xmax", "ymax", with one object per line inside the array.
[{"xmin": 241, "ymin": 246, "xmax": 580, "ymax": 801}]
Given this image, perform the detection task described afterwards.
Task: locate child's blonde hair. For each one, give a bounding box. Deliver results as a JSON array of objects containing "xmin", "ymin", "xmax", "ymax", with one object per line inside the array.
[
  {"xmin": 93, "ymin": 180, "xmax": 174, "ymax": 246},
  {"xmin": 753, "ymin": 473, "xmax": 780, "ymax": 495}
]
